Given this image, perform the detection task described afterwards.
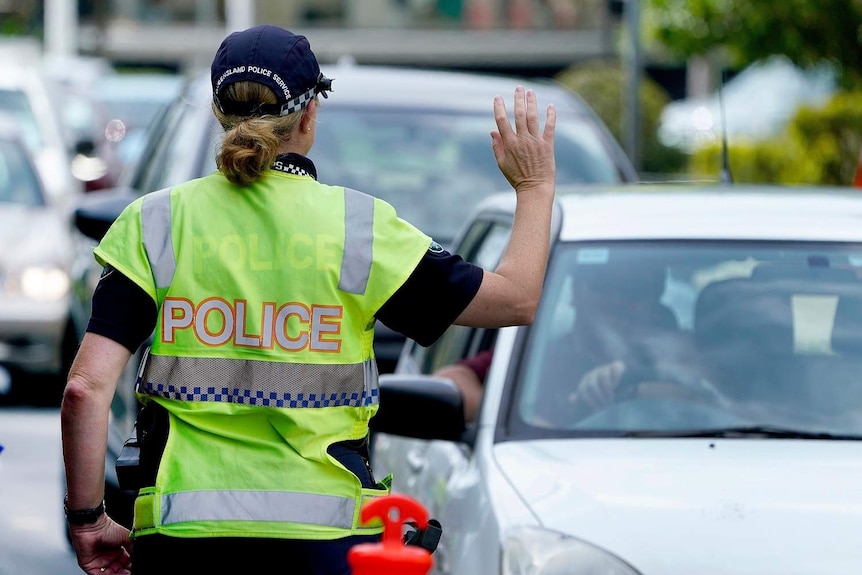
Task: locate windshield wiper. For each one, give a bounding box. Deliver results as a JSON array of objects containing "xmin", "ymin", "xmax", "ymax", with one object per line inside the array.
[{"xmin": 621, "ymin": 425, "xmax": 862, "ymax": 440}]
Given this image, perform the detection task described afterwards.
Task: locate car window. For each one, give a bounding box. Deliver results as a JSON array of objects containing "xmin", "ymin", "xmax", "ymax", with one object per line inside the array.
[
  {"xmin": 313, "ymin": 107, "xmax": 619, "ymax": 245},
  {"xmin": 0, "ymin": 140, "xmax": 43, "ymax": 206},
  {"xmin": 129, "ymin": 96, "xmax": 221, "ymax": 194},
  {"xmin": 472, "ymin": 224, "xmax": 512, "ymax": 270},
  {"xmin": 553, "ymin": 117, "xmax": 624, "ymax": 183},
  {"xmin": 0, "ymin": 89, "xmax": 42, "ymax": 150},
  {"xmin": 512, "ymin": 240, "xmax": 862, "ymax": 438},
  {"xmin": 412, "ymin": 219, "xmax": 511, "ymax": 373}
]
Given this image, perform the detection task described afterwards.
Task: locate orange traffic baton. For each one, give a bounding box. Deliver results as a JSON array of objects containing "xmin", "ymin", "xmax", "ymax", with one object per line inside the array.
[{"xmin": 348, "ymin": 494, "xmax": 434, "ymax": 575}]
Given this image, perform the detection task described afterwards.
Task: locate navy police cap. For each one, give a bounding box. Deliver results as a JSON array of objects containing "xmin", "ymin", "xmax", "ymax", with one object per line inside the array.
[{"xmin": 211, "ymin": 25, "xmax": 333, "ymax": 117}]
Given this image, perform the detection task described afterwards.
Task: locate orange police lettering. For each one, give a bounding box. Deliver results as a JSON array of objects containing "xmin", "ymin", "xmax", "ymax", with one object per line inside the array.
[{"xmin": 161, "ymin": 297, "xmax": 343, "ymax": 352}]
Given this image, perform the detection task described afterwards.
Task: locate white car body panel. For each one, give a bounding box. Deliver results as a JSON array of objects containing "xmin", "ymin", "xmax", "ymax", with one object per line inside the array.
[
  {"xmin": 495, "ymin": 439, "xmax": 862, "ymax": 574},
  {"xmin": 560, "ymin": 187, "xmax": 862, "ymax": 242}
]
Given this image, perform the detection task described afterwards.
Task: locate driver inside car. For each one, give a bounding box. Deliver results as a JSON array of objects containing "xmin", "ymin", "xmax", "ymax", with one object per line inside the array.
[
  {"xmin": 532, "ymin": 260, "xmax": 721, "ymax": 427},
  {"xmin": 434, "ymin": 260, "xmax": 721, "ymax": 428}
]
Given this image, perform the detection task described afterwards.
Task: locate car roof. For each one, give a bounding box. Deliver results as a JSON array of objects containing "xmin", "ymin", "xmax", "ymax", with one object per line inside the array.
[
  {"xmin": 185, "ymin": 63, "xmax": 592, "ymax": 115},
  {"xmin": 476, "ymin": 184, "xmax": 862, "ymax": 243},
  {"xmin": 320, "ymin": 63, "xmax": 591, "ymax": 114},
  {"xmin": 93, "ymin": 73, "xmax": 183, "ymax": 101}
]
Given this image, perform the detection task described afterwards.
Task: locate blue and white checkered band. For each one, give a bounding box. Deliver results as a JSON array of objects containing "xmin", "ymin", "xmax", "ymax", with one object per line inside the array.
[
  {"xmin": 136, "ymin": 354, "xmax": 380, "ymax": 408},
  {"xmin": 271, "ymin": 159, "xmax": 311, "ymax": 177},
  {"xmin": 278, "ymin": 85, "xmax": 316, "ymax": 116}
]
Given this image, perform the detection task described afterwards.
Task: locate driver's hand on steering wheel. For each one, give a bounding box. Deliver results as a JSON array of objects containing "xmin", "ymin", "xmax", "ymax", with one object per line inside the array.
[{"xmin": 570, "ymin": 360, "xmax": 626, "ymax": 411}]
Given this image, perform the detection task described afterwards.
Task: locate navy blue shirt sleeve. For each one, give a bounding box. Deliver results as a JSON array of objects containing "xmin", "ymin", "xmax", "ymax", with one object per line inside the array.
[
  {"xmin": 376, "ymin": 248, "xmax": 483, "ymax": 347},
  {"xmin": 86, "ymin": 265, "xmax": 157, "ymax": 353},
  {"xmin": 87, "ymin": 250, "xmax": 483, "ymax": 353}
]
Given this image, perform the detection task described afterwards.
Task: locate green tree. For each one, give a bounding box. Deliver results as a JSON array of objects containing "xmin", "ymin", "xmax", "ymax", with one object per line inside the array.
[{"xmin": 644, "ymin": 0, "xmax": 862, "ymax": 88}]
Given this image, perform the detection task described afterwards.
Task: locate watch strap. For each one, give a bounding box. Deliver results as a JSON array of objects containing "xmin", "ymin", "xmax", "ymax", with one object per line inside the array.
[{"xmin": 64, "ymin": 496, "xmax": 106, "ymax": 525}]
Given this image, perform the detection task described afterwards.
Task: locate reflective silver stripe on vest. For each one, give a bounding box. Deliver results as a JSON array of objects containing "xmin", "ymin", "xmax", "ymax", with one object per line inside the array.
[
  {"xmin": 141, "ymin": 187, "xmax": 175, "ymax": 289},
  {"xmin": 138, "ymin": 354, "xmax": 380, "ymax": 407},
  {"xmin": 161, "ymin": 489, "xmax": 355, "ymax": 529},
  {"xmin": 140, "ymin": 186, "xmax": 374, "ymax": 295},
  {"xmin": 338, "ymin": 188, "xmax": 374, "ymax": 295}
]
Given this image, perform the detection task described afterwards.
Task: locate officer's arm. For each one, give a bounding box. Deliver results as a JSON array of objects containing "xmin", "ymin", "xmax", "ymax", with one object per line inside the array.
[
  {"xmin": 61, "ymin": 332, "xmax": 132, "ymax": 512},
  {"xmin": 456, "ymin": 87, "xmax": 556, "ymax": 328}
]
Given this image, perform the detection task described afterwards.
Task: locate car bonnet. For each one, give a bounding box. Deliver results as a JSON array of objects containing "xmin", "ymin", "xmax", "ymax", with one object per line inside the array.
[{"xmin": 493, "ymin": 438, "xmax": 862, "ymax": 574}]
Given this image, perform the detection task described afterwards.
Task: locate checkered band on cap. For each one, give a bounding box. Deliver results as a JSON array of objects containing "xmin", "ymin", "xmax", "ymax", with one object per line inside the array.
[{"xmin": 278, "ymin": 84, "xmax": 317, "ymax": 116}]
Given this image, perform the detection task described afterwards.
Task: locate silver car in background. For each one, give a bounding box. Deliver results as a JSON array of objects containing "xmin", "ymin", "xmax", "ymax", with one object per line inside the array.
[{"xmin": 0, "ymin": 127, "xmax": 75, "ymax": 405}]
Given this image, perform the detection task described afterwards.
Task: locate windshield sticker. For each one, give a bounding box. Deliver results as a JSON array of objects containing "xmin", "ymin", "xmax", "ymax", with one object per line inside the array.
[{"xmin": 576, "ymin": 248, "xmax": 609, "ymax": 265}]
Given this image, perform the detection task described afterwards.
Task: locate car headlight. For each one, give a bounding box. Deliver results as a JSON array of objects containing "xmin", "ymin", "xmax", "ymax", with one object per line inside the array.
[
  {"xmin": 503, "ymin": 527, "xmax": 641, "ymax": 575},
  {"xmin": 71, "ymin": 153, "xmax": 109, "ymax": 183},
  {"xmin": 3, "ymin": 266, "xmax": 71, "ymax": 301}
]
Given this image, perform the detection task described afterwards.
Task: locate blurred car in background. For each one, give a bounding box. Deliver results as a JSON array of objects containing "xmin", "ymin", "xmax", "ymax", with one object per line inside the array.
[
  {"xmin": 0, "ymin": 124, "xmax": 75, "ymax": 405},
  {"xmin": 49, "ymin": 70, "xmax": 183, "ymax": 193},
  {"xmin": 658, "ymin": 55, "xmax": 837, "ymax": 153},
  {"xmin": 60, "ymin": 86, "xmax": 126, "ymax": 193},
  {"xmin": 41, "ymin": 55, "xmax": 121, "ymax": 193},
  {"xmin": 90, "ymin": 72, "xmax": 183, "ymax": 173},
  {"xmin": 67, "ymin": 62, "xmax": 637, "ymax": 537},
  {"xmin": 372, "ymin": 183, "xmax": 862, "ymax": 575},
  {"xmin": 313, "ymin": 63, "xmax": 637, "ymax": 245},
  {"xmin": 0, "ymin": 63, "xmax": 84, "ymax": 215}
]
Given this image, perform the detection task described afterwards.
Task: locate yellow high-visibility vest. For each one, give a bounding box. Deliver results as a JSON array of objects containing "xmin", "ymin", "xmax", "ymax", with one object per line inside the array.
[{"xmin": 95, "ymin": 168, "xmax": 430, "ymax": 540}]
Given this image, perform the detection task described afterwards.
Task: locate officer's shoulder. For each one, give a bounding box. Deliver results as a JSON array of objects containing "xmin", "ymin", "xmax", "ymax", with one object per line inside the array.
[{"xmin": 426, "ymin": 240, "xmax": 449, "ymax": 258}]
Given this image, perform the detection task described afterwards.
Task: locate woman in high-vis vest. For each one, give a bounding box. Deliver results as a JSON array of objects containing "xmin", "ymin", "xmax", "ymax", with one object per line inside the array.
[{"xmin": 61, "ymin": 24, "xmax": 556, "ymax": 575}]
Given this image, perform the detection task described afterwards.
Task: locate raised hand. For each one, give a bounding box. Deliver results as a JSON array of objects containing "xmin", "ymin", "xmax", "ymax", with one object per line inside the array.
[{"xmin": 490, "ymin": 86, "xmax": 556, "ymax": 192}]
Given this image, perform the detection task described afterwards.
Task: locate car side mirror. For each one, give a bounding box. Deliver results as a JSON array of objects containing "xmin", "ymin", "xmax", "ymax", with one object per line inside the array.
[
  {"xmin": 371, "ymin": 374, "xmax": 466, "ymax": 442},
  {"xmin": 73, "ymin": 187, "xmax": 139, "ymax": 241}
]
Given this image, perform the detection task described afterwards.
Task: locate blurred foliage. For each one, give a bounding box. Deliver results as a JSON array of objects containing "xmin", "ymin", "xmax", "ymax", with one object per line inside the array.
[
  {"xmin": 793, "ymin": 91, "xmax": 862, "ymax": 184},
  {"xmin": 0, "ymin": 15, "xmax": 34, "ymax": 36},
  {"xmin": 556, "ymin": 59, "xmax": 687, "ymax": 175},
  {"xmin": 0, "ymin": 1, "xmax": 42, "ymax": 37},
  {"xmin": 689, "ymin": 91, "xmax": 862, "ymax": 185},
  {"xmin": 644, "ymin": 0, "xmax": 862, "ymax": 89}
]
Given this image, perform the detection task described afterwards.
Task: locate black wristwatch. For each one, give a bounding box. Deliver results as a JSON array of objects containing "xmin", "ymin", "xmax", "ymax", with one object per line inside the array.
[{"xmin": 64, "ymin": 495, "xmax": 106, "ymax": 525}]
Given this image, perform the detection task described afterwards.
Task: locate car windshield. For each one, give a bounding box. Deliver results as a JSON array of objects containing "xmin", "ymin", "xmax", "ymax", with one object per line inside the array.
[
  {"xmin": 93, "ymin": 75, "xmax": 182, "ymax": 130},
  {"xmin": 0, "ymin": 140, "xmax": 44, "ymax": 207},
  {"xmin": 312, "ymin": 108, "xmax": 621, "ymax": 244},
  {"xmin": 512, "ymin": 241, "xmax": 862, "ymax": 439},
  {"xmin": 0, "ymin": 89, "xmax": 42, "ymax": 150}
]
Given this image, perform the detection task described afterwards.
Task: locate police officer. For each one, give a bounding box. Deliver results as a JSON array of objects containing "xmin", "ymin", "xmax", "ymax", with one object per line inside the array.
[{"xmin": 61, "ymin": 24, "xmax": 556, "ymax": 575}]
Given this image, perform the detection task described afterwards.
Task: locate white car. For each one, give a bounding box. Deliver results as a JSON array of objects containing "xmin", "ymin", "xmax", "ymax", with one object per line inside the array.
[
  {"xmin": 0, "ymin": 129, "xmax": 75, "ymax": 404},
  {"xmin": 372, "ymin": 183, "xmax": 862, "ymax": 574}
]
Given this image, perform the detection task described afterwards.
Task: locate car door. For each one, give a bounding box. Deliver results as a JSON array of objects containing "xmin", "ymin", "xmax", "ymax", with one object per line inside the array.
[{"xmin": 373, "ymin": 214, "xmax": 512, "ymax": 558}]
